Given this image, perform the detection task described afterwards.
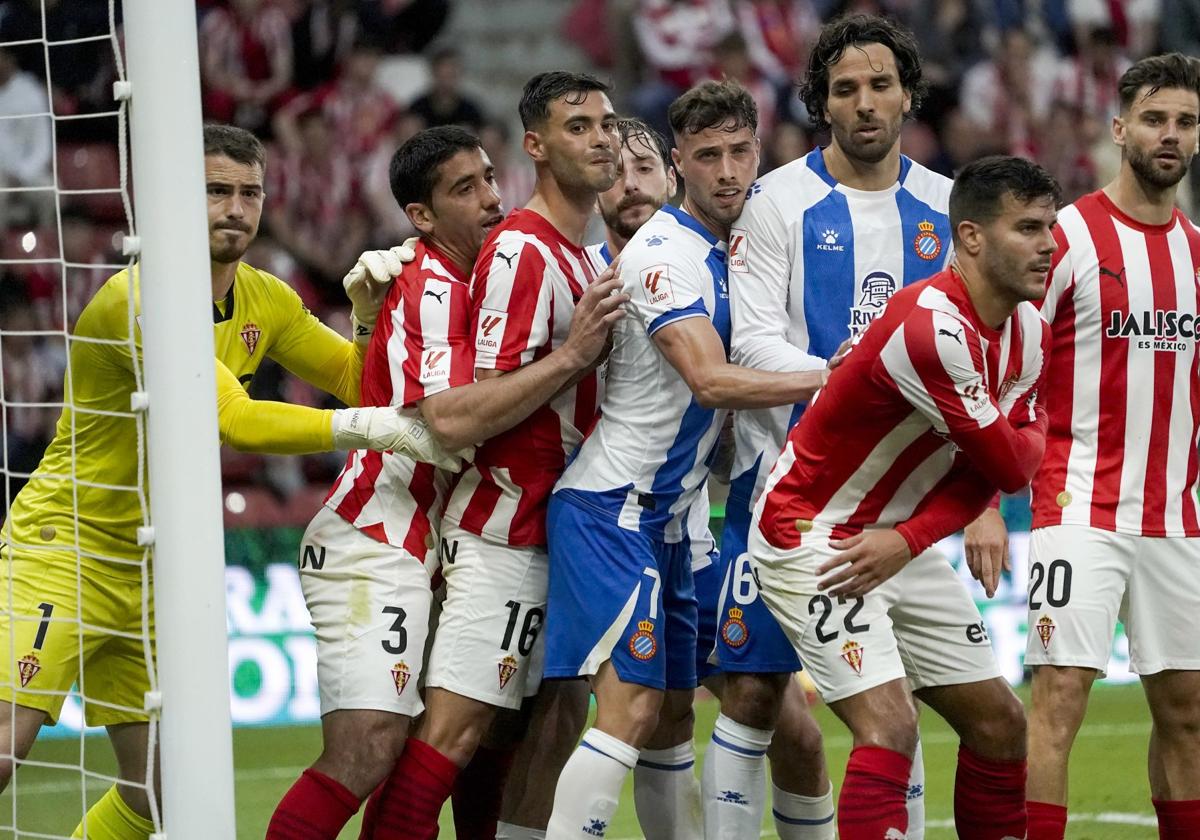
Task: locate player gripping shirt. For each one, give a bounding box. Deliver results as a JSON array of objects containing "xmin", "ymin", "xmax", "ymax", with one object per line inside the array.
[
  {"xmin": 427, "ymin": 207, "xmax": 602, "ymax": 709},
  {"xmin": 302, "ymin": 240, "xmax": 474, "ymax": 719},
  {"xmin": 749, "ymin": 267, "xmax": 1049, "ymax": 702},
  {"xmin": 0, "ymin": 262, "xmax": 365, "ymax": 725},
  {"xmin": 714, "ymin": 148, "xmax": 952, "ymax": 675},
  {"xmin": 545, "ymin": 203, "xmax": 730, "ymax": 690}
]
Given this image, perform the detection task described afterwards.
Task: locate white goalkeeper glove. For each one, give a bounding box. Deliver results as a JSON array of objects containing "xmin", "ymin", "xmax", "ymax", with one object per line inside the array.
[
  {"xmin": 343, "ymin": 238, "xmax": 418, "ymax": 346},
  {"xmin": 332, "ymin": 407, "xmax": 473, "ymax": 471}
]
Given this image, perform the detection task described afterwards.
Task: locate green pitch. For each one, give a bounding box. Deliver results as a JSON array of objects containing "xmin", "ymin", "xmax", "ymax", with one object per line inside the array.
[{"xmin": 0, "ymin": 683, "xmax": 1156, "ymax": 838}]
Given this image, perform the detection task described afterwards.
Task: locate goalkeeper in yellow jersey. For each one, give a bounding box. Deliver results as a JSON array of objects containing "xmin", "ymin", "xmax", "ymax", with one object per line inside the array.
[{"xmin": 0, "ymin": 123, "xmax": 458, "ymax": 840}]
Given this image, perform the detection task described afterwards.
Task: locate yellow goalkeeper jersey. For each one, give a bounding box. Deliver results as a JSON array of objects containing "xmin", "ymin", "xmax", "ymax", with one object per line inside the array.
[{"xmin": 2, "ymin": 261, "xmax": 363, "ymax": 568}]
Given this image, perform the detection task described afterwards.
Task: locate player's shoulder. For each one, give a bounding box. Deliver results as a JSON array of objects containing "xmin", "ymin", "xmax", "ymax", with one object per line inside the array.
[
  {"xmin": 743, "ymin": 150, "xmax": 836, "ymax": 215},
  {"xmin": 235, "ymin": 261, "xmax": 306, "ymax": 324},
  {"xmin": 473, "ymin": 210, "xmax": 557, "ymax": 281},
  {"xmin": 76, "ymin": 267, "xmax": 135, "ymax": 337},
  {"xmin": 620, "ymin": 205, "xmax": 711, "ymax": 270},
  {"xmin": 898, "ymin": 157, "xmax": 952, "ymax": 212}
]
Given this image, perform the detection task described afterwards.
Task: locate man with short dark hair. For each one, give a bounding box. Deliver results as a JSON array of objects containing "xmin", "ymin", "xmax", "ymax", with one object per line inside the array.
[
  {"xmin": 1023, "ymin": 52, "xmax": 1200, "ymax": 840},
  {"xmin": 541, "ymin": 79, "xmax": 827, "ymax": 840},
  {"xmin": 751, "ymin": 155, "xmax": 1060, "ymax": 840}
]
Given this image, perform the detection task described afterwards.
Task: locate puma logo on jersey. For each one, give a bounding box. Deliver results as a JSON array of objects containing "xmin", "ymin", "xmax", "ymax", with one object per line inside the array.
[
  {"xmin": 1099, "ymin": 265, "xmax": 1126, "ymax": 286},
  {"xmin": 423, "ymin": 289, "xmax": 447, "ymax": 303},
  {"xmin": 938, "ymin": 327, "xmax": 964, "ymax": 345},
  {"xmin": 494, "ymin": 251, "xmax": 517, "ymax": 269}
]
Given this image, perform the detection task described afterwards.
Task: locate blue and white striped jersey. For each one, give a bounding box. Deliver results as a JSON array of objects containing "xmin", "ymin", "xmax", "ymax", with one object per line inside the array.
[
  {"xmin": 557, "ymin": 204, "xmax": 731, "ymax": 543},
  {"xmin": 727, "ymin": 149, "xmax": 952, "ymax": 513}
]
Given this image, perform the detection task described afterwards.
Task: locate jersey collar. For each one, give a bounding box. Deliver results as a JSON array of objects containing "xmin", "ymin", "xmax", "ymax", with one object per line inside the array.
[
  {"xmin": 662, "ymin": 203, "xmax": 720, "ymax": 247},
  {"xmin": 807, "ymin": 147, "xmax": 913, "ymax": 191},
  {"xmin": 212, "ymin": 276, "xmax": 236, "ymax": 324}
]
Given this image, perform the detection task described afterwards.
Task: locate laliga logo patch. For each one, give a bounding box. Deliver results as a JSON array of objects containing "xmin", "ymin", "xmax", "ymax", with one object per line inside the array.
[
  {"xmin": 240, "ymin": 322, "xmax": 261, "ymax": 355},
  {"xmin": 629, "ymin": 620, "xmax": 658, "ymax": 661},
  {"xmin": 721, "ymin": 607, "xmax": 749, "ymax": 648},
  {"xmin": 728, "ymin": 228, "xmax": 749, "ymax": 274},
  {"xmin": 640, "ymin": 265, "xmax": 674, "ymax": 307},
  {"xmin": 475, "ymin": 308, "xmax": 507, "ymax": 354},
  {"xmin": 391, "ymin": 661, "xmax": 411, "ymax": 695},
  {"xmin": 17, "ymin": 652, "xmax": 40, "ymax": 687},
  {"xmin": 914, "ymin": 220, "xmax": 942, "ymax": 261},
  {"xmin": 1036, "ymin": 615, "xmax": 1056, "ymax": 651},
  {"xmin": 840, "ymin": 639, "xmax": 864, "ymax": 676},
  {"xmin": 498, "ymin": 655, "xmax": 519, "ymax": 690},
  {"xmin": 420, "ymin": 347, "xmax": 451, "ymax": 384}
]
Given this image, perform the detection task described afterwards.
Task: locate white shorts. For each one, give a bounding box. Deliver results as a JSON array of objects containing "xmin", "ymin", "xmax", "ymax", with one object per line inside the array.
[
  {"xmin": 751, "ymin": 526, "xmax": 1000, "ymax": 704},
  {"xmin": 1024, "ymin": 525, "xmax": 1200, "ymax": 675},
  {"xmin": 424, "ymin": 524, "xmax": 547, "ymax": 710},
  {"xmin": 299, "ymin": 506, "xmax": 436, "ymax": 718}
]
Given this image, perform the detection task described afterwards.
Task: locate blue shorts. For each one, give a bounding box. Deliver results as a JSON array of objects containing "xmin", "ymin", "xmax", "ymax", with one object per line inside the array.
[
  {"xmin": 694, "ymin": 553, "xmax": 722, "ymax": 683},
  {"xmin": 543, "ymin": 494, "xmax": 698, "ymax": 690},
  {"xmin": 712, "ymin": 496, "xmax": 802, "ymax": 674}
]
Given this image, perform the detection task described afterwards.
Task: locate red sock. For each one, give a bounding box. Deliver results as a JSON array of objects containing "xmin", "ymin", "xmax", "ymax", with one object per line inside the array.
[
  {"xmin": 267, "ymin": 768, "xmax": 360, "ymax": 840},
  {"xmin": 451, "ymin": 744, "xmax": 517, "ymax": 839},
  {"xmin": 362, "ymin": 739, "xmax": 459, "ymax": 840},
  {"xmin": 1153, "ymin": 798, "xmax": 1200, "ymax": 839},
  {"xmin": 838, "ymin": 746, "xmax": 911, "ymax": 840},
  {"xmin": 1027, "ymin": 800, "xmax": 1068, "ymax": 840},
  {"xmin": 953, "ymin": 746, "xmax": 1026, "ymax": 839}
]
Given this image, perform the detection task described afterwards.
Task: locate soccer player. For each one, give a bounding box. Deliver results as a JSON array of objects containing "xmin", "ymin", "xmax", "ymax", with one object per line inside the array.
[
  {"xmin": 0, "ymin": 124, "xmax": 453, "ymax": 840},
  {"xmin": 750, "ymin": 155, "xmax": 1058, "ymax": 840},
  {"xmin": 706, "ymin": 16, "xmax": 1005, "ymax": 839},
  {"xmin": 1023, "ymin": 54, "xmax": 1200, "ymax": 840},
  {"xmin": 266, "ymin": 126, "xmax": 625, "ymax": 839},
  {"xmin": 542, "ymin": 79, "xmax": 827, "ymax": 840},
  {"xmin": 354, "ymin": 72, "xmax": 622, "ymax": 840}
]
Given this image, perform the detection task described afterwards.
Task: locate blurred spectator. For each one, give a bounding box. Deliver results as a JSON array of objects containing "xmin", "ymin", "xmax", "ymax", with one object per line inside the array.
[
  {"xmin": 762, "ymin": 120, "xmax": 812, "ymax": 172},
  {"xmin": 1067, "ymin": 0, "xmax": 1160, "ymax": 58},
  {"xmin": 357, "ymin": 0, "xmax": 451, "ymax": 54},
  {"xmin": 927, "ymin": 107, "xmax": 983, "ymax": 177},
  {"xmin": 0, "ymin": 46, "xmax": 52, "ymax": 228},
  {"xmin": 264, "ymin": 107, "xmax": 370, "ymax": 299},
  {"xmin": 362, "ymin": 112, "xmax": 425, "ymax": 243},
  {"xmin": 273, "ymin": 37, "xmax": 399, "ymax": 163},
  {"xmin": 911, "ymin": 0, "xmax": 986, "ymax": 128},
  {"xmin": 479, "ymin": 119, "xmax": 536, "ymax": 213},
  {"xmin": 959, "ymin": 27, "xmax": 1057, "ymax": 155},
  {"xmin": 1052, "ymin": 25, "xmax": 1130, "ymax": 125},
  {"xmin": 200, "ymin": 0, "xmax": 295, "ymax": 132},
  {"xmin": 284, "ymin": 0, "xmax": 360, "ymax": 91},
  {"xmin": 408, "ymin": 47, "xmax": 485, "ymax": 130},
  {"xmin": 733, "ymin": 0, "xmax": 822, "ymax": 88},
  {"xmin": 1022, "ymin": 100, "xmax": 1099, "ymax": 202},
  {"xmin": 712, "ymin": 32, "xmax": 779, "ymax": 138}
]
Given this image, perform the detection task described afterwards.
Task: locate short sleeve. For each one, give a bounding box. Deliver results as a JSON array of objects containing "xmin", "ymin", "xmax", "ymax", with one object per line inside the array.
[
  {"xmin": 623, "ymin": 250, "xmax": 709, "ymax": 336},
  {"xmin": 394, "ymin": 275, "xmax": 475, "ymax": 406},
  {"xmin": 470, "ymin": 236, "xmax": 552, "ymax": 372}
]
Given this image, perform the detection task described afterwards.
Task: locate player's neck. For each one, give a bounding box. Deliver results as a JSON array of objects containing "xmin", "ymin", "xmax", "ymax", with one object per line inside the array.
[
  {"xmin": 681, "ymin": 194, "xmax": 730, "ymax": 242},
  {"xmin": 604, "ymin": 228, "xmax": 630, "ymax": 257},
  {"xmin": 211, "ymin": 260, "xmax": 237, "ymax": 302},
  {"xmin": 525, "ymin": 175, "xmax": 596, "ymax": 246},
  {"xmin": 425, "ymin": 233, "xmax": 474, "ymax": 276},
  {"xmin": 822, "ymin": 142, "xmax": 902, "ymax": 192},
  {"xmin": 1103, "ymin": 170, "xmax": 1178, "ymax": 226},
  {"xmin": 952, "ymin": 258, "xmax": 1014, "ymax": 330}
]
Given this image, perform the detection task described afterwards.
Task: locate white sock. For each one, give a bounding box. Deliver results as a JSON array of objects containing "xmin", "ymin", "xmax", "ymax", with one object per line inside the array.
[
  {"xmin": 546, "ymin": 728, "xmax": 638, "ymax": 839},
  {"xmin": 701, "ymin": 713, "xmax": 772, "ymax": 840},
  {"xmin": 634, "ymin": 740, "xmax": 703, "ymax": 840},
  {"xmin": 772, "ymin": 782, "xmax": 835, "ymax": 839},
  {"xmin": 497, "ymin": 823, "xmax": 548, "ymax": 840},
  {"xmin": 906, "ymin": 734, "xmax": 926, "ymax": 840}
]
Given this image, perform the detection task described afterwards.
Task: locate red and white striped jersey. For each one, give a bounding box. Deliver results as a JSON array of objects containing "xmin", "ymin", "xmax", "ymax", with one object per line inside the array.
[
  {"xmin": 1032, "ymin": 190, "xmax": 1200, "ymax": 537},
  {"xmin": 324, "ymin": 240, "xmax": 475, "ymax": 562},
  {"xmin": 755, "ymin": 269, "xmax": 1050, "ymax": 554},
  {"xmin": 441, "ymin": 208, "xmax": 602, "ymax": 547}
]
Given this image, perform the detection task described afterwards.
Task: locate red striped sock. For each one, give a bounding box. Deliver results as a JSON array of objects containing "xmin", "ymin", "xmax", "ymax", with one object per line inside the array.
[
  {"xmin": 267, "ymin": 768, "xmax": 360, "ymax": 840},
  {"xmin": 1026, "ymin": 800, "xmax": 1068, "ymax": 840},
  {"xmin": 1153, "ymin": 798, "xmax": 1200, "ymax": 839},
  {"xmin": 954, "ymin": 746, "xmax": 1026, "ymax": 839},
  {"xmin": 364, "ymin": 739, "xmax": 459, "ymax": 840},
  {"xmin": 452, "ymin": 744, "xmax": 517, "ymax": 839},
  {"xmin": 837, "ymin": 746, "xmax": 910, "ymax": 840}
]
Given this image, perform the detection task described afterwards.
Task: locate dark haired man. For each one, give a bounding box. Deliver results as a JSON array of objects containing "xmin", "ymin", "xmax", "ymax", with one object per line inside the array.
[
  {"xmin": 750, "ymin": 155, "xmax": 1059, "ymax": 840},
  {"xmin": 264, "ymin": 125, "xmax": 624, "ymax": 839},
  {"xmin": 350, "ymin": 73, "xmax": 626, "ymax": 840},
  {"xmin": 1023, "ymin": 53, "xmax": 1200, "ymax": 840},
  {"xmin": 0, "ymin": 122, "xmax": 461, "ymax": 840},
  {"xmin": 542, "ymin": 79, "xmax": 828, "ymax": 840}
]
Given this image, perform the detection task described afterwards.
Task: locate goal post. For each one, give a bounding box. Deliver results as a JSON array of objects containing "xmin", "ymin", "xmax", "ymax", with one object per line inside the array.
[{"xmin": 123, "ymin": 1, "xmax": 236, "ymax": 836}]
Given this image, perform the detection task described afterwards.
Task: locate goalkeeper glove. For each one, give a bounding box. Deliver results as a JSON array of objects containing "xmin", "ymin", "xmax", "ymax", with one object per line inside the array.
[
  {"xmin": 343, "ymin": 238, "xmax": 418, "ymax": 346},
  {"xmin": 332, "ymin": 407, "xmax": 473, "ymax": 471}
]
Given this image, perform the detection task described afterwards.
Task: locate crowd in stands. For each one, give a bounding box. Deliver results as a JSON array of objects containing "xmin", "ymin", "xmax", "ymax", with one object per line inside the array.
[{"xmin": 2, "ymin": 0, "xmax": 1198, "ymax": 520}]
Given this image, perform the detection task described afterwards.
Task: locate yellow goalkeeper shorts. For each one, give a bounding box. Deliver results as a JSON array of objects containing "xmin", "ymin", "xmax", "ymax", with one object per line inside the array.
[{"xmin": 0, "ymin": 545, "xmax": 156, "ymax": 726}]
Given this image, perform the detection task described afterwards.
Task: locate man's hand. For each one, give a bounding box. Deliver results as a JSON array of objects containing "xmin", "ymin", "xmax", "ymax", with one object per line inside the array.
[
  {"xmin": 332, "ymin": 407, "xmax": 472, "ymax": 471},
  {"xmin": 818, "ymin": 529, "xmax": 913, "ymax": 599},
  {"xmin": 562, "ymin": 262, "xmax": 628, "ymax": 368},
  {"xmin": 963, "ymin": 506, "xmax": 1009, "ymax": 598},
  {"xmin": 343, "ymin": 239, "xmax": 418, "ymax": 345},
  {"xmin": 827, "ymin": 336, "xmax": 855, "ymax": 370}
]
